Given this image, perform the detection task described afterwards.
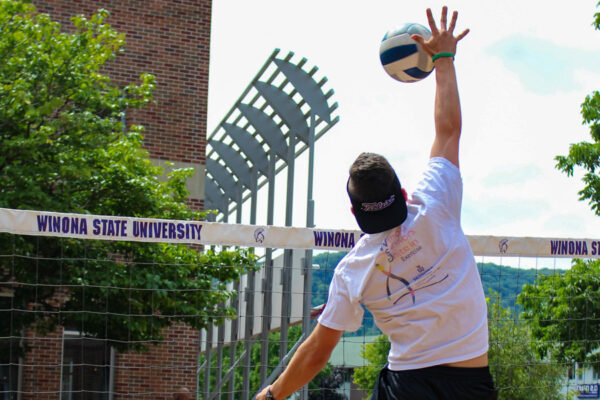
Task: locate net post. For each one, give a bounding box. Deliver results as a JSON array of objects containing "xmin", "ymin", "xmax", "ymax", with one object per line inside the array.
[{"xmin": 260, "ymin": 251, "xmax": 274, "ymax": 384}]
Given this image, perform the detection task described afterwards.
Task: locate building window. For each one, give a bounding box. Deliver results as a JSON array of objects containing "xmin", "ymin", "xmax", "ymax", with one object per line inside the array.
[
  {"xmin": 61, "ymin": 333, "xmax": 111, "ymax": 400},
  {"xmin": 0, "ymin": 339, "xmax": 20, "ymax": 400}
]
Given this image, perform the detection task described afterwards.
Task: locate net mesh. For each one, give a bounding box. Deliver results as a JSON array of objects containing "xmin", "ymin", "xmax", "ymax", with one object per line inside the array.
[{"xmin": 1, "ymin": 208, "xmax": 599, "ymax": 399}]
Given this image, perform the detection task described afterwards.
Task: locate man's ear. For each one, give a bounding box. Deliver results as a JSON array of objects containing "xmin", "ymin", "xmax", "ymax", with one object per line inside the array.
[
  {"xmin": 350, "ymin": 206, "xmax": 354, "ymax": 215},
  {"xmin": 401, "ymin": 188, "xmax": 408, "ymax": 201}
]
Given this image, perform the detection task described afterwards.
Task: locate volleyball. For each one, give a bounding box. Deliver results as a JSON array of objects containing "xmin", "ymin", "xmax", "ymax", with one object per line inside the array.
[{"xmin": 379, "ymin": 23, "xmax": 434, "ymax": 83}]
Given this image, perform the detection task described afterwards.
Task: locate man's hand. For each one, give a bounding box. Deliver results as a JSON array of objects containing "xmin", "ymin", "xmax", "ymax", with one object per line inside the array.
[
  {"xmin": 255, "ymin": 385, "xmax": 271, "ymax": 400},
  {"xmin": 411, "ymin": 7, "xmax": 469, "ymax": 58},
  {"xmin": 253, "ymin": 324, "xmax": 343, "ymax": 400}
]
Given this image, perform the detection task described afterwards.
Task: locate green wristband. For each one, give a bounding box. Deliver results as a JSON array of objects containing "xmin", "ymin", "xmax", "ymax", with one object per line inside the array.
[{"xmin": 432, "ymin": 52, "xmax": 455, "ymax": 62}]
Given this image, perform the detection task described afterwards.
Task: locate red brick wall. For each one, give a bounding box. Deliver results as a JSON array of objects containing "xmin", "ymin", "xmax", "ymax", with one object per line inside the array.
[
  {"xmin": 20, "ymin": 324, "xmax": 199, "ymax": 399},
  {"xmin": 113, "ymin": 323, "xmax": 199, "ymax": 399},
  {"xmin": 21, "ymin": 327, "xmax": 63, "ymax": 400},
  {"xmin": 32, "ymin": 0, "xmax": 209, "ymax": 202},
  {"xmin": 26, "ymin": 0, "xmax": 211, "ymax": 396}
]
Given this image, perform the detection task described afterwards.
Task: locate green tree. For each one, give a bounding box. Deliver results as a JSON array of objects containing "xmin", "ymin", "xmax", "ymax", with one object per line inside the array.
[
  {"xmin": 518, "ymin": 259, "xmax": 600, "ymax": 366},
  {"xmin": 351, "ymin": 294, "xmax": 568, "ymax": 399},
  {"xmin": 352, "ymin": 334, "xmax": 389, "ymax": 394},
  {"xmin": 0, "ymin": 1, "xmax": 255, "ymax": 352},
  {"xmin": 555, "ymin": 2, "xmax": 600, "ymax": 214},
  {"xmin": 489, "ymin": 293, "xmax": 567, "ymax": 400}
]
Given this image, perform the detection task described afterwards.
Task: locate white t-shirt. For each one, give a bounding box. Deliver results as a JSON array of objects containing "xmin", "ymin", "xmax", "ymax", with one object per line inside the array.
[{"xmin": 318, "ymin": 157, "xmax": 488, "ymax": 371}]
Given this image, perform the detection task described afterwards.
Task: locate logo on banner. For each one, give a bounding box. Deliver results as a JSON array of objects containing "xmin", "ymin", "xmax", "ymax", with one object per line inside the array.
[
  {"xmin": 254, "ymin": 228, "xmax": 265, "ymax": 244},
  {"xmin": 499, "ymin": 239, "xmax": 509, "ymax": 254}
]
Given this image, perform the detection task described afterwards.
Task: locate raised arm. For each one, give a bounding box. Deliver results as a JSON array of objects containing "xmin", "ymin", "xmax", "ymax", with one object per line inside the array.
[
  {"xmin": 255, "ymin": 323, "xmax": 343, "ymax": 400},
  {"xmin": 412, "ymin": 7, "xmax": 469, "ymax": 168}
]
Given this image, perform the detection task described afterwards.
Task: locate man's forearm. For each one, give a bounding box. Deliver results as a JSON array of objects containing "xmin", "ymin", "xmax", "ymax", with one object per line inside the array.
[
  {"xmin": 269, "ymin": 339, "xmax": 332, "ymax": 399},
  {"xmin": 434, "ymin": 57, "xmax": 462, "ymax": 140},
  {"xmin": 259, "ymin": 324, "xmax": 342, "ymax": 400}
]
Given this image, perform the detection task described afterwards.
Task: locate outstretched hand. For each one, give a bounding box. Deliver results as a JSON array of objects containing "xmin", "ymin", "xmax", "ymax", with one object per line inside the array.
[{"xmin": 411, "ymin": 6, "xmax": 469, "ymax": 57}]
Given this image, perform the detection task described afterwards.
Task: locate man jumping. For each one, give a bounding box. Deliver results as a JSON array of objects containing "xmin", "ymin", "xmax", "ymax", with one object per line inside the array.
[{"xmin": 256, "ymin": 7, "xmax": 497, "ymax": 400}]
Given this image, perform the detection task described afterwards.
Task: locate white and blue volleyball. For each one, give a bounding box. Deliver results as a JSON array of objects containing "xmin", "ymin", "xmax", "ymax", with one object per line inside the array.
[{"xmin": 379, "ymin": 23, "xmax": 434, "ymax": 83}]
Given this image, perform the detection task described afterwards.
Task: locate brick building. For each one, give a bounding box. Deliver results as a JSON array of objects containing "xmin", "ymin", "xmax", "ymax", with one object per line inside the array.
[
  {"xmin": 19, "ymin": 1, "xmax": 211, "ymax": 398},
  {"xmin": 33, "ymin": 0, "xmax": 209, "ymax": 209}
]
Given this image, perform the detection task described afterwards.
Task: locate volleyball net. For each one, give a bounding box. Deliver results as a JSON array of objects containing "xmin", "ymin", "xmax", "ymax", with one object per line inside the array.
[{"xmin": 1, "ymin": 207, "xmax": 599, "ymax": 399}]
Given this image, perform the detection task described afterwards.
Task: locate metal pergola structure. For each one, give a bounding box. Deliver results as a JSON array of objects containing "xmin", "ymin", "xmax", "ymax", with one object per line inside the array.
[
  {"xmin": 201, "ymin": 49, "xmax": 339, "ymax": 400},
  {"xmin": 205, "ymin": 49, "xmax": 338, "ymax": 222}
]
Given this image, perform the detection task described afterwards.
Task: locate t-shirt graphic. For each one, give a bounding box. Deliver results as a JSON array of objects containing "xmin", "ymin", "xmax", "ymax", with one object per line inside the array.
[{"xmin": 374, "ymin": 224, "xmax": 450, "ymax": 306}]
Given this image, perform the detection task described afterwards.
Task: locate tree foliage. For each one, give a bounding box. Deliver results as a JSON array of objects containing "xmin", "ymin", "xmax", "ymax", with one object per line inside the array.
[
  {"xmin": 351, "ymin": 334, "xmax": 389, "ymax": 395},
  {"xmin": 489, "ymin": 293, "xmax": 567, "ymax": 400},
  {"xmin": 518, "ymin": 259, "xmax": 600, "ymax": 365},
  {"xmin": 0, "ymin": 0, "xmax": 255, "ymax": 352},
  {"xmin": 555, "ymin": 2, "xmax": 600, "ymax": 214}
]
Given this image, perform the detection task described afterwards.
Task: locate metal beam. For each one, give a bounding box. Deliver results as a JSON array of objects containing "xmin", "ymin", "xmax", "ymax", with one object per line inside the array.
[
  {"xmin": 238, "ymin": 104, "xmax": 288, "ymax": 160},
  {"xmin": 209, "ymin": 140, "xmax": 253, "ymax": 188},
  {"xmin": 222, "ymin": 123, "xmax": 269, "ymax": 176},
  {"xmin": 254, "ymin": 82, "xmax": 310, "ymax": 145},
  {"xmin": 205, "ymin": 158, "xmax": 240, "ymax": 201},
  {"xmin": 274, "ymin": 58, "xmax": 332, "ymax": 123}
]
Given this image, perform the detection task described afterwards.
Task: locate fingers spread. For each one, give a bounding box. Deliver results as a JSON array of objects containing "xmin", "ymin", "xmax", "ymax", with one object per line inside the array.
[
  {"xmin": 426, "ymin": 8, "xmax": 438, "ymax": 35},
  {"xmin": 456, "ymin": 28, "xmax": 470, "ymax": 42},
  {"xmin": 448, "ymin": 11, "xmax": 458, "ymax": 33},
  {"xmin": 440, "ymin": 6, "xmax": 448, "ymax": 31},
  {"xmin": 421, "ymin": 7, "xmax": 469, "ymax": 54}
]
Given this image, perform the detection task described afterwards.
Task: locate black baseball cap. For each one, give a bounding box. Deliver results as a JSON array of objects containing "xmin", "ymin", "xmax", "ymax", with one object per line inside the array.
[{"xmin": 347, "ymin": 173, "xmax": 408, "ymax": 234}]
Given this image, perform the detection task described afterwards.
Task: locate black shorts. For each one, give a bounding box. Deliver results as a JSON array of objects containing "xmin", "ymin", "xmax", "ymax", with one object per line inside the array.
[{"xmin": 371, "ymin": 365, "xmax": 498, "ymax": 400}]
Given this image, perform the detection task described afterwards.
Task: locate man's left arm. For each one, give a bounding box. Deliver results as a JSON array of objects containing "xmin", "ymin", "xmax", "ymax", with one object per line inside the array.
[
  {"xmin": 412, "ymin": 7, "xmax": 469, "ymax": 168},
  {"xmin": 255, "ymin": 323, "xmax": 343, "ymax": 400}
]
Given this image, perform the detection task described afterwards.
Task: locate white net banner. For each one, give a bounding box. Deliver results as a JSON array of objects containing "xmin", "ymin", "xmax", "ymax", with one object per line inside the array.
[{"xmin": 1, "ymin": 207, "xmax": 599, "ymax": 258}]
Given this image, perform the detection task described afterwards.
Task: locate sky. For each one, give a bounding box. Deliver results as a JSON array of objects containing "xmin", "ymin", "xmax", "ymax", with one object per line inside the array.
[{"xmin": 208, "ymin": 0, "xmax": 600, "ymax": 241}]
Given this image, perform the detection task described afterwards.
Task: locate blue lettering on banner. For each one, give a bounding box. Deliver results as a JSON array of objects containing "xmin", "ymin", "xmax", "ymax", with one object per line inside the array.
[
  {"xmin": 340, "ymin": 232, "xmax": 348, "ymax": 248},
  {"xmin": 135, "ymin": 221, "xmax": 148, "ymax": 237},
  {"xmin": 550, "ymin": 240, "xmax": 589, "ymax": 256},
  {"xmin": 327, "ymin": 231, "xmax": 334, "ymax": 245},
  {"xmin": 37, "ymin": 215, "xmax": 88, "ymax": 235},
  {"xmin": 577, "ymin": 383, "xmax": 599, "ymax": 399},
  {"xmin": 92, "ymin": 219, "xmax": 100, "ymax": 235},
  {"xmin": 313, "ymin": 231, "xmax": 356, "ymax": 249},
  {"xmin": 592, "ymin": 241, "xmax": 600, "ymax": 256},
  {"xmin": 107, "ymin": 220, "xmax": 115, "ymax": 236},
  {"xmin": 152, "ymin": 222, "xmax": 161, "ymax": 238},
  {"xmin": 132, "ymin": 221, "xmax": 202, "ymax": 240},
  {"xmin": 35, "ymin": 215, "xmax": 203, "ymax": 241},
  {"xmin": 91, "ymin": 218, "xmax": 127, "ymax": 237}
]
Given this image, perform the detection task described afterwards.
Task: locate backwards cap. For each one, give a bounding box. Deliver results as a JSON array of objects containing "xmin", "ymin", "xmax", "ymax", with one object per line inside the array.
[{"xmin": 347, "ymin": 173, "xmax": 407, "ymax": 234}]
